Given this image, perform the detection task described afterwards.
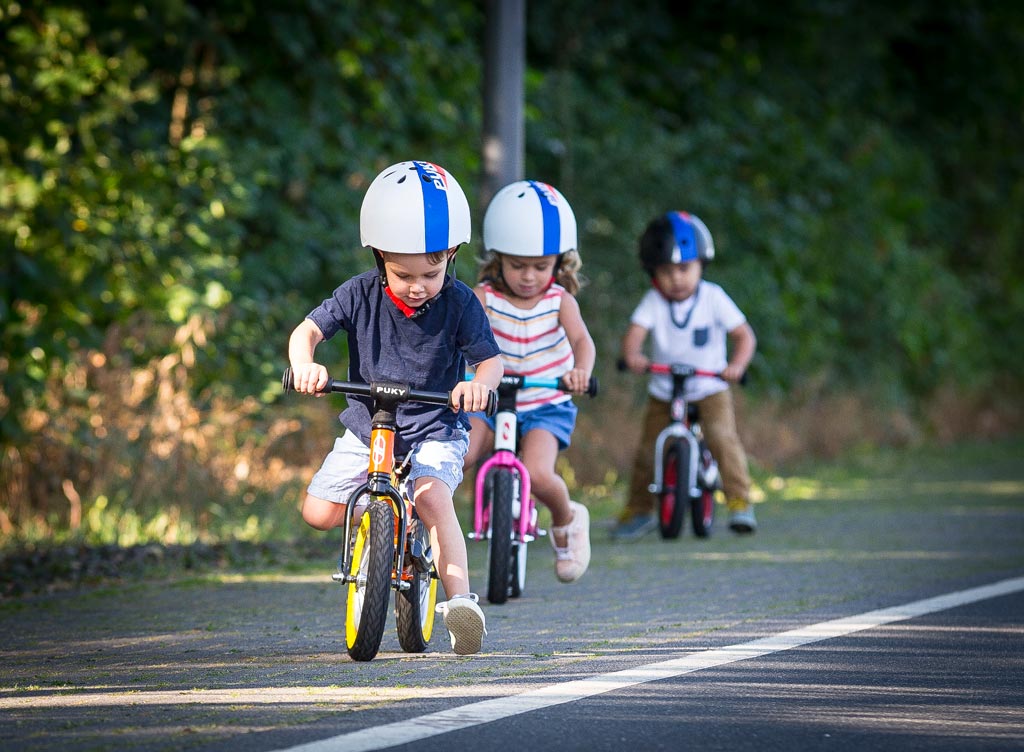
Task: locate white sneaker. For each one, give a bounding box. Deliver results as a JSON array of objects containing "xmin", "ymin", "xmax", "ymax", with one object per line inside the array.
[
  {"xmin": 550, "ymin": 501, "xmax": 591, "ymax": 583},
  {"xmin": 435, "ymin": 594, "xmax": 486, "ymax": 655}
]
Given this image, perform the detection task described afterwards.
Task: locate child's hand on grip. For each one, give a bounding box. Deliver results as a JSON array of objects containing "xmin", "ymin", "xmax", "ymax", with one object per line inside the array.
[
  {"xmin": 562, "ymin": 367, "xmax": 592, "ymax": 395},
  {"xmin": 451, "ymin": 380, "xmax": 493, "ymax": 413},
  {"xmin": 291, "ymin": 362, "xmax": 329, "ymax": 395}
]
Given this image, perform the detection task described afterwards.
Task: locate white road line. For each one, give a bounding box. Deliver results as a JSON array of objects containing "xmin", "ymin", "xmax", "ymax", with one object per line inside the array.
[{"xmin": 276, "ymin": 575, "xmax": 1024, "ymax": 752}]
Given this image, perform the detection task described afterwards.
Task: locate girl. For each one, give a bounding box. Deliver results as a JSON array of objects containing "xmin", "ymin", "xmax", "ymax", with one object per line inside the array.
[{"xmin": 463, "ymin": 180, "xmax": 596, "ymax": 583}]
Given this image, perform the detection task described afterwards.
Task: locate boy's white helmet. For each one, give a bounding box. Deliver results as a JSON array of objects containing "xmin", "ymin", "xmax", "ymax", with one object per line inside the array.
[
  {"xmin": 483, "ymin": 180, "xmax": 578, "ymax": 257},
  {"xmin": 360, "ymin": 161, "xmax": 471, "ymax": 253}
]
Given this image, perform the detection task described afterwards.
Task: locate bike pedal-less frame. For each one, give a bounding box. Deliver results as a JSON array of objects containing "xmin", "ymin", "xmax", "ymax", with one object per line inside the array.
[
  {"xmin": 621, "ymin": 361, "xmax": 724, "ymax": 539},
  {"xmin": 467, "ymin": 373, "xmax": 597, "ymax": 604},
  {"xmin": 283, "ymin": 368, "xmax": 496, "ymax": 660}
]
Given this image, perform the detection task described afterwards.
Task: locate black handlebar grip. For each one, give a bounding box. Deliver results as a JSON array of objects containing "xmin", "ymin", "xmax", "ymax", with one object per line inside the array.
[
  {"xmin": 282, "ymin": 367, "xmax": 294, "ymax": 393},
  {"xmin": 586, "ymin": 376, "xmax": 599, "ymax": 397},
  {"xmin": 484, "ymin": 388, "xmax": 498, "ymax": 417},
  {"xmin": 615, "ymin": 358, "xmax": 628, "ymax": 372}
]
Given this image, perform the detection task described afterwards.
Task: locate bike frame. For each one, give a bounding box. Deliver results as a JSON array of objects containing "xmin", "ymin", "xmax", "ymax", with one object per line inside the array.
[
  {"xmin": 646, "ymin": 364, "xmax": 719, "ymax": 498},
  {"xmin": 282, "ymin": 373, "xmax": 489, "ymax": 589},
  {"xmin": 467, "ymin": 372, "xmax": 596, "ymax": 602},
  {"xmin": 283, "ymin": 368, "xmax": 497, "ymax": 659},
  {"xmin": 334, "ymin": 415, "xmax": 415, "ymax": 591},
  {"xmin": 472, "ymin": 381, "xmax": 534, "ymax": 543},
  {"xmin": 469, "ymin": 372, "xmax": 597, "ymax": 543}
]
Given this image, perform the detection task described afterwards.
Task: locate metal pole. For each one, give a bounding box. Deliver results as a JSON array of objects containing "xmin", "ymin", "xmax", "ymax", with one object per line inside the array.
[{"xmin": 481, "ymin": 0, "xmax": 525, "ymax": 211}]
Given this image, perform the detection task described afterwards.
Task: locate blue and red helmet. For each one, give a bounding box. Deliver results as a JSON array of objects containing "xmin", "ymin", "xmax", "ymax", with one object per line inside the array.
[{"xmin": 638, "ymin": 211, "xmax": 715, "ymax": 275}]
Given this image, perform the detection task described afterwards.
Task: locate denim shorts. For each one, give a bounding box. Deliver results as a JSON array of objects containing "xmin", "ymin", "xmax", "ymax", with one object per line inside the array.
[
  {"xmin": 307, "ymin": 429, "xmax": 470, "ymax": 504},
  {"xmin": 473, "ymin": 399, "xmax": 578, "ymax": 450}
]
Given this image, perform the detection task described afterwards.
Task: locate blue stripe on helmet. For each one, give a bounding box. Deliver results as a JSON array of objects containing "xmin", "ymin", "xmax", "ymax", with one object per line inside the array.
[
  {"xmin": 666, "ymin": 211, "xmax": 698, "ymax": 262},
  {"xmin": 414, "ymin": 161, "xmax": 450, "ymax": 251},
  {"xmin": 529, "ymin": 181, "xmax": 561, "ymax": 255}
]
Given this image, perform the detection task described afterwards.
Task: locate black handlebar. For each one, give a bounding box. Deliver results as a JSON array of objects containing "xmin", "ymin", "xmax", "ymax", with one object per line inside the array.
[
  {"xmin": 282, "ymin": 367, "xmax": 498, "ymax": 416},
  {"xmin": 566, "ymin": 375, "xmax": 600, "ymax": 398}
]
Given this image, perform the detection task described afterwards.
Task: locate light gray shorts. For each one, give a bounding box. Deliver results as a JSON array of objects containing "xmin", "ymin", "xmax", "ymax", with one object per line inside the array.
[{"xmin": 307, "ymin": 429, "xmax": 469, "ymax": 504}]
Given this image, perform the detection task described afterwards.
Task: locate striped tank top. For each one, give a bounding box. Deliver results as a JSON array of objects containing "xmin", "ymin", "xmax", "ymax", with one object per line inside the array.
[{"xmin": 481, "ymin": 282, "xmax": 574, "ymax": 411}]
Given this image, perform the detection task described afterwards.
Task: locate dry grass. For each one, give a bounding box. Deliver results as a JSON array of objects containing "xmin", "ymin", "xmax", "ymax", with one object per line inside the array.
[{"xmin": 0, "ymin": 319, "xmax": 325, "ymax": 545}]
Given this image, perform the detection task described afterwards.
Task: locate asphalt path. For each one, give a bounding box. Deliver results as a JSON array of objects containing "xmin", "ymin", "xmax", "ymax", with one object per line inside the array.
[
  {"xmin": 2, "ymin": 450, "xmax": 1023, "ymax": 752},
  {"xmin": 320, "ymin": 586, "xmax": 1023, "ymax": 752}
]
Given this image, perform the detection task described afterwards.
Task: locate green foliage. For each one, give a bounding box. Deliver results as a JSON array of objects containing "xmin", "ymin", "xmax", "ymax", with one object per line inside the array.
[
  {"xmin": 2, "ymin": 0, "xmax": 484, "ymax": 440},
  {"xmin": 525, "ymin": 0, "xmax": 1024, "ymax": 395}
]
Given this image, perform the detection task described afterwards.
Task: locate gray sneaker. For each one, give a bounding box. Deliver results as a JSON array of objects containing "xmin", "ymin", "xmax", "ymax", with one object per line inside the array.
[
  {"xmin": 728, "ymin": 504, "xmax": 757, "ymax": 534},
  {"xmin": 610, "ymin": 513, "xmax": 657, "ymax": 541}
]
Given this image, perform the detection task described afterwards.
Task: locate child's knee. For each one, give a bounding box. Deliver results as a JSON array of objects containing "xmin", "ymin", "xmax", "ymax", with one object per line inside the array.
[
  {"xmin": 413, "ymin": 477, "xmax": 454, "ymax": 514},
  {"xmin": 301, "ymin": 496, "xmax": 339, "ymax": 530},
  {"xmin": 527, "ymin": 464, "xmax": 563, "ymax": 495},
  {"xmin": 530, "ymin": 464, "xmax": 556, "ymax": 485}
]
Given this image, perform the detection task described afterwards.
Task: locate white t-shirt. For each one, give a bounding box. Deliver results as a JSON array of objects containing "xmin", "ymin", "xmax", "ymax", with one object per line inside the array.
[{"xmin": 630, "ymin": 281, "xmax": 746, "ymax": 402}]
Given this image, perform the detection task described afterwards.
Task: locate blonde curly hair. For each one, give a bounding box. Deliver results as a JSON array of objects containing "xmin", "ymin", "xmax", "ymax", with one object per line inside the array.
[{"xmin": 476, "ymin": 250, "xmax": 584, "ymax": 297}]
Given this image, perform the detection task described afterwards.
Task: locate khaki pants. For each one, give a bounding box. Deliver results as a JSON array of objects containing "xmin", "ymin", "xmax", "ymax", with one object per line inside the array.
[{"xmin": 621, "ymin": 390, "xmax": 751, "ymax": 521}]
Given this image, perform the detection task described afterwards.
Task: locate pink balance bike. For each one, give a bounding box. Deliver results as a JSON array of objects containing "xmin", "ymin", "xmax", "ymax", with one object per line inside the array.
[
  {"xmin": 468, "ymin": 373, "xmax": 598, "ymax": 604},
  {"xmin": 621, "ymin": 361, "xmax": 725, "ymax": 539}
]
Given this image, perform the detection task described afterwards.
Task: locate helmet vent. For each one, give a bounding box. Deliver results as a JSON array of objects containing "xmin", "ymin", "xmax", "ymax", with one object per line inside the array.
[{"xmin": 397, "ymin": 175, "xmax": 407, "ymax": 184}]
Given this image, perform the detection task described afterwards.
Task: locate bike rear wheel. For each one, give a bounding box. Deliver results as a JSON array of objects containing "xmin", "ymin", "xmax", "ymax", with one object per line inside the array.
[
  {"xmin": 691, "ymin": 443, "xmax": 716, "ymax": 538},
  {"xmin": 690, "ymin": 490, "xmax": 715, "ymax": 538},
  {"xmin": 396, "ymin": 516, "xmax": 438, "ymax": 653},
  {"xmin": 485, "ymin": 468, "xmax": 516, "ymax": 604},
  {"xmin": 510, "ymin": 538, "xmax": 528, "ymax": 598},
  {"xmin": 345, "ymin": 501, "xmax": 393, "ymax": 662},
  {"xmin": 659, "ymin": 440, "xmax": 687, "ymax": 539}
]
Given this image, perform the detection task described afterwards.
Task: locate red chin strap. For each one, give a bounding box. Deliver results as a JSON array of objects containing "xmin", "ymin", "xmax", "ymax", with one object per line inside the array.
[{"xmin": 384, "ymin": 285, "xmax": 419, "ymax": 318}]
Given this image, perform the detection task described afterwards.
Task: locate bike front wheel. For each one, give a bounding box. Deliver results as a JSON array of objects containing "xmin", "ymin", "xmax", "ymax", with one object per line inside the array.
[
  {"xmin": 345, "ymin": 500, "xmax": 393, "ymax": 662},
  {"xmin": 659, "ymin": 440, "xmax": 688, "ymax": 539},
  {"xmin": 396, "ymin": 516, "xmax": 438, "ymax": 653},
  {"xmin": 485, "ymin": 468, "xmax": 516, "ymax": 604}
]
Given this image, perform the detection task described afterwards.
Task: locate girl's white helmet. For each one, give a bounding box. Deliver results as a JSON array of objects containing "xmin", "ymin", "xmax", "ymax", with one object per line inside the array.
[
  {"xmin": 360, "ymin": 161, "xmax": 471, "ymax": 253},
  {"xmin": 482, "ymin": 180, "xmax": 578, "ymax": 257}
]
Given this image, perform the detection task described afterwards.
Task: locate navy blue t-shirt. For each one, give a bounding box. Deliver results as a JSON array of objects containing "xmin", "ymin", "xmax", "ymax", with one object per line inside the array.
[{"xmin": 307, "ymin": 269, "xmax": 500, "ymax": 455}]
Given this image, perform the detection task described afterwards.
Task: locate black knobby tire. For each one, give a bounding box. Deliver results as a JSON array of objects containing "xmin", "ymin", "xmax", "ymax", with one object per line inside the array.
[
  {"xmin": 659, "ymin": 441, "xmax": 688, "ymax": 539},
  {"xmin": 509, "ymin": 538, "xmax": 528, "ymax": 598},
  {"xmin": 691, "ymin": 443, "xmax": 716, "ymax": 538},
  {"xmin": 396, "ymin": 517, "xmax": 437, "ymax": 653},
  {"xmin": 485, "ymin": 468, "xmax": 515, "ymax": 604},
  {"xmin": 345, "ymin": 501, "xmax": 394, "ymax": 662}
]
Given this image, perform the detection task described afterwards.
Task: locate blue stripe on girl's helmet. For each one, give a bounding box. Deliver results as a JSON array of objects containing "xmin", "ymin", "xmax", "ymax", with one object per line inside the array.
[
  {"xmin": 528, "ymin": 181, "xmax": 562, "ymax": 255},
  {"xmin": 666, "ymin": 211, "xmax": 699, "ymax": 262},
  {"xmin": 413, "ymin": 161, "xmax": 450, "ymax": 251}
]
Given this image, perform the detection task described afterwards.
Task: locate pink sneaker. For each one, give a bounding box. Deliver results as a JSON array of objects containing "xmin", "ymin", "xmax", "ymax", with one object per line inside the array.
[{"xmin": 550, "ymin": 501, "xmax": 591, "ymax": 583}]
